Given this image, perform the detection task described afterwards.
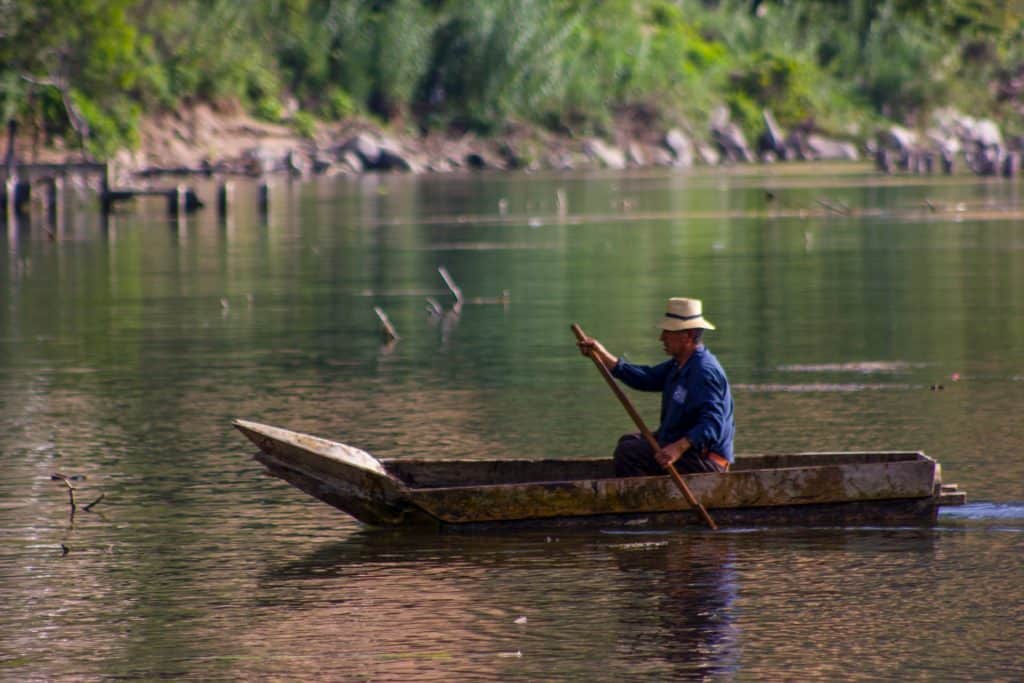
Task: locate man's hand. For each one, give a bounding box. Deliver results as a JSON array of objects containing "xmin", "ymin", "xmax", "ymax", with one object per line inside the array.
[
  {"xmin": 656, "ymin": 438, "xmax": 691, "ymax": 468},
  {"xmin": 576, "ymin": 335, "xmax": 617, "ymax": 370}
]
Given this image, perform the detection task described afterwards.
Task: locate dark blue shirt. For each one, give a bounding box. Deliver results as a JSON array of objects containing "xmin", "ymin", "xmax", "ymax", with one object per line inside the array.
[{"xmin": 612, "ymin": 346, "xmax": 735, "ymax": 462}]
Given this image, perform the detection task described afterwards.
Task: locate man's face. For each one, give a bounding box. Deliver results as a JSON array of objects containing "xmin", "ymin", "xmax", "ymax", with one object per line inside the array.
[{"xmin": 660, "ymin": 329, "xmax": 696, "ymax": 357}]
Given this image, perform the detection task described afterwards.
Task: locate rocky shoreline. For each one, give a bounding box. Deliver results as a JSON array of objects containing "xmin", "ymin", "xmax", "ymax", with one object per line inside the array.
[{"xmin": 20, "ymin": 103, "xmax": 1024, "ymax": 186}]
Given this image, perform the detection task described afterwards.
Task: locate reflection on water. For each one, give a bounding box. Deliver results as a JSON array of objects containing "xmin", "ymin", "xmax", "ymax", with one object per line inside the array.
[{"xmin": 1, "ymin": 165, "xmax": 1023, "ymax": 679}]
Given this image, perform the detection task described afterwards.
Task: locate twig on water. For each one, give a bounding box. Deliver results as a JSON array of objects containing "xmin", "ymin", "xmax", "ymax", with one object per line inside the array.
[
  {"xmin": 83, "ymin": 493, "xmax": 105, "ymax": 511},
  {"xmin": 469, "ymin": 290, "xmax": 512, "ymax": 306},
  {"xmin": 51, "ymin": 473, "xmax": 77, "ymax": 512},
  {"xmin": 52, "ymin": 473, "xmax": 104, "ymax": 514},
  {"xmin": 437, "ymin": 266, "xmax": 464, "ymax": 313},
  {"xmin": 816, "ymin": 198, "xmax": 852, "ymax": 215},
  {"xmin": 425, "ymin": 297, "xmax": 444, "ymax": 317},
  {"xmin": 438, "ymin": 266, "xmax": 462, "ymax": 303},
  {"xmin": 373, "ymin": 306, "xmax": 400, "ymax": 341}
]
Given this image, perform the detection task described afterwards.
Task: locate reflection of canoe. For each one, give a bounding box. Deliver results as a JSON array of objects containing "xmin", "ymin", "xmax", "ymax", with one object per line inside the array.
[{"xmin": 233, "ymin": 419, "xmax": 967, "ymax": 530}]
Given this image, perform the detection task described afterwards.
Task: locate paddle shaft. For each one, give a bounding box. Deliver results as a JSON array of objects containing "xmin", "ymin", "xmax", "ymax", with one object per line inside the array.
[{"xmin": 571, "ymin": 323, "xmax": 718, "ymax": 530}]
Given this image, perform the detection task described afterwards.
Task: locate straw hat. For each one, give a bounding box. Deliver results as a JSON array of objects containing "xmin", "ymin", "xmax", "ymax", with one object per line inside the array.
[{"xmin": 657, "ymin": 297, "xmax": 716, "ymax": 331}]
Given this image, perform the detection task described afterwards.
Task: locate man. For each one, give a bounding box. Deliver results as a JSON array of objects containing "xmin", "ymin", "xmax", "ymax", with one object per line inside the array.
[{"xmin": 577, "ymin": 297, "xmax": 735, "ymax": 476}]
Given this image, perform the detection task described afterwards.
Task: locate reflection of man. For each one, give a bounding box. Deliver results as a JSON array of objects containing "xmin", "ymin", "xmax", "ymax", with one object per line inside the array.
[
  {"xmin": 576, "ymin": 298, "xmax": 735, "ymax": 476},
  {"xmin": 612, "ymin": 539, "xmax": 739, "ymax": 678}
]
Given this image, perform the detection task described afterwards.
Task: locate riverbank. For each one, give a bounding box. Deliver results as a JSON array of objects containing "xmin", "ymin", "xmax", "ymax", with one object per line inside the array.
[
  {"xmin": 9, "ymin": 101, "xmax": 1023, "ymax": 192},
  {"xmin": 10, "ymin": 101, "xmax": 853, "ymax": 184}
]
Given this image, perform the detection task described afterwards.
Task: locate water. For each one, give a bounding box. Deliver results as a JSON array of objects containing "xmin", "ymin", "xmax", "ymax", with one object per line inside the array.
[{"xmin": 2, "ymin": 164, "xmax": 1022, "ymax": 680}]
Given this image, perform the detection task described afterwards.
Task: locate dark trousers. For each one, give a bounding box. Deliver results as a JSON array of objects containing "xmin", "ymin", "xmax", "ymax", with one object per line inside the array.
[{"xmin": 613, "ymin": 433, "xmax": 726, "ymax": 477}]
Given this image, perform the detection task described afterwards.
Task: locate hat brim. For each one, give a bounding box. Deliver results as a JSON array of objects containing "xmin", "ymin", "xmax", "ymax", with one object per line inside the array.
[{"xmin": 657, "ymin": 317, "xmax": 716, "ymax": 331}]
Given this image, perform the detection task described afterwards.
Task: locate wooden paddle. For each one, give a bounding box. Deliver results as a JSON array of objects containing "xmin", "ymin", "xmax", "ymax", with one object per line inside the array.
[{"xmin": 571, "ymin": 323, "xmax": 718, "ymax": 530}]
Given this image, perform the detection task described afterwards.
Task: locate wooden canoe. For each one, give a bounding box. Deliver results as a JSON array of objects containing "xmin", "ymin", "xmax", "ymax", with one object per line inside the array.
[{"xmin": 233, "ymin": 419, "xmax": 967, "ymax": 530}]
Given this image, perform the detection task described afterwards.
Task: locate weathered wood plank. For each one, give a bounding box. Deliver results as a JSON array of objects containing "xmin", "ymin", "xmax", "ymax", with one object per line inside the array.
[{"xmin": 409, "ymin": 460, "xmax": 937, "ymax": 524}]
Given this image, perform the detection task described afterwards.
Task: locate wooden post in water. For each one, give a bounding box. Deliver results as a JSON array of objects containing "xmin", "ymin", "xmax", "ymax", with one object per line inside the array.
[
  {"xmin": 4, "ymin": 119, "xmax": 15, "ymax": 179},
  {"xmin": 1002, "ymin": 152, "xmax": 1018, "ymax": 178},
  {"xmin": 217, "ymin": 181, "xmax": 232, "ymax": 219},
  {"xmin": 45, "ymin": 176, "xmax": 63, "ymax": 228},
  {"xmin": 4, "ymin": 177, "xmax": 15, "ymax": 225},
  {"xmin": 4, "ymin": 118, "xmax": 25, "ymax": 220},
  {"xmin": 166, "ymin": 184, "xmax": 187, "ymax": 216},
  {"xmin": 258, "ymin": 181, "xmax": 270, "ymax": 217},
  {"xmin": 100, "ymin": 162, "xmax": 113, "ymax": 214}
]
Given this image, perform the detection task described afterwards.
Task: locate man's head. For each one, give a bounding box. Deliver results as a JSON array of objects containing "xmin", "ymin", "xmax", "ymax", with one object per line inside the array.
[
  {"xmin": 660, "ymin": 327, "xmax": 703, "ymax": 357},
  {"xmin": 657, "ymin": 298, "xmax": 713, "ymax": 361}
]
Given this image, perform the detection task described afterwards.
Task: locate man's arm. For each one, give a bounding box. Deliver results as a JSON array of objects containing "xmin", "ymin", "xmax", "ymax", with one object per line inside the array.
[{"xmin": 578, "ymin": 335, "xmax": 671, "ymax": 391}]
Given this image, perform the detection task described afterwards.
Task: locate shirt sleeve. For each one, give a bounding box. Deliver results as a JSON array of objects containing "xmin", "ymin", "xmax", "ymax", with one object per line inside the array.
[
  {"xmin": 611, "ymin": 358, "xmax": 673, "ymax": 392},
  {"xmin": 683, "ymin": 369, "xmax": 731, "ymax": 452}
]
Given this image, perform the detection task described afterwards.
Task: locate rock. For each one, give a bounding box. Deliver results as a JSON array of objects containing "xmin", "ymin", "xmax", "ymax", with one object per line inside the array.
[
  {"xmin": 583, "ymin": 138, "xmax": 626, "ymax": 169},
  {"xmin": 878, "ymin": 125, "xmax": 918, "ymax": 154},
  {"xmin": 875, "ymin": 147, "xmax": 893, "ymax": 174},
  {"xmin": 626, "ymin": 142, "xmax": 645, "ymax": 167},
  {"xmin": 285, "ymin": 149, "xmax": 306, "ymax": 176},
  {"xmin": 337, "ymin": 132, "xmax": 418, "ymax": 172},
  {"xmin": 426, "ymin": 158, "xmax": 455, "ymax": 173},
  {"xmin": 465, "ymin": 152, "xmax": 488, "ymax": 170},
  {"xmin": 759, "ymin": 109, "xmax": 786, "ymax": 158},
  {"xmin": 1002, "ymin": 152, "xmax": 1019, "ymax": 177},
  {"xmin": 663, "ymin": 128, "xmax": 694, "ymax": 167},
  {"xmin": 242, "ymin": 147, "xmax": 279, "ymax": 176},
  {"xmin": 376, "ymin": 146, "xmax": 417, "ymax": 172},
  {"xmin": 340, "ymin": 132, "xmax": 381, "ymax": 167},
  {"xmin": 713, "ymin": 122, "xmax": 753, "ymax": 162},
  {"xmin": 973, "ymin": 119, "xmax": 1003, "ymax": 148},
  {"xmin": 973, "ymin": 146, "xmax": 1001, "ymax": 175},
  {"xmin": 805, "ymin": 134, "xmax": 859, "ymax": 161},
  {"xmin": 340, "ymin": 150, "xmax": 363, "ymax": 174},
  {"xmin": 499, "ymin": 142, "xmax": 526, "ymax": 169},
  {"xmin": 709, "ymin": 109, "xmax": 753, "ymax": 163},
  {"xmin": 312, "ymin": 153, "xmax": 334, "ymax": 175},
  {"xmin": 648, "ymin": 147, "xmax": 675, "ymax": 167},
  {"xmin": 696, "ymin": 141, "xmax": 720, "ymax": 166}
]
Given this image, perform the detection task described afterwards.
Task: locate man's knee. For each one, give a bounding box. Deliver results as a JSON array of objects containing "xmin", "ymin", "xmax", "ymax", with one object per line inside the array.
[{"xmin": 613, "ymin": 433, "xmax": 659, "ymax": 476}]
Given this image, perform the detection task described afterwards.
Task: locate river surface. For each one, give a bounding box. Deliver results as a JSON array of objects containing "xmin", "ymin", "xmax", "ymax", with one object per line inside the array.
[{"xmin": 1, "ymin": 164, "xmax": 1022, "ymax": 680}]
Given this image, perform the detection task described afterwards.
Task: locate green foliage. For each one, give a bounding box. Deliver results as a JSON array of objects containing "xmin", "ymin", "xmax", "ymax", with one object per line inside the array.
[
  {"xmin": 70, "ymin": 89, "xmax": 140, "ymax": 158},
  {"xmin": 321, "ymin": 89, "xmax": 358, "ymax": 120},
  {"xmin": 1, "ymin": 0, "xmax": 1022, "ymax": 157},
  {"xmin": 421, "ymin": 0, "xmax": 580, "ymax": 132},
  {"xmin": 726, "ymin": 51, "xmax": 818, "ymax": 131},
  {"xmin": 290, "ymin": 111, "xmax": 317, "ymax": 139}
]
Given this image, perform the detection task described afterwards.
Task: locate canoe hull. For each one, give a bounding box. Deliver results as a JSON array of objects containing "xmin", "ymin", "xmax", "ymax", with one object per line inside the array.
[
  {"xmin": 235, "ymin": 420, "xmax": 964, "ymax": 529},
  {"xmin": 418, "ymin": 497, "xmax": 941, "ymax": 532}
]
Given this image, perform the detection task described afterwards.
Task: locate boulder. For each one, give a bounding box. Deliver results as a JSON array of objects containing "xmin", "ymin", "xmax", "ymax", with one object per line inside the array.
[
  {"xmin": 583, "ymin": 138, "xmax": 626, "ymax": 169},
  {"xmin": 626, "ymin": 142, "xmax": 645, "ymax": 167},
  {"xmin": 340, "ymin": 150, "xmax": 363, "ymax": 174},
  {"xmin": 805, "ymin": 134, "xmax": 859, "ymax": 161},
  {"xmin": 648, "ymin": 147, "xmax": 675, "ymax": 167},
  {"xmin": 712, "ymin": 122, "xmax": 753, "ymax": 162},
  {"xmin": 663, "ymin": 128, "xmax": 694, "ymax": 167},
  {"xmin": 242, "ymin": 146, "xmax": 279, "ymax": 176},
  {"xmin": 878, "ymin": 125, "xmax": 918, "ymax": 154},
  {"xmin": 376, "ymin": 146, "xmax": 418, "ymax": 172},
  {"xmin": 973, "ymin": 119, "xmax": 1003, "ymax": 148},
  {"xmin": 696, "ymin": 141, "xmax": 721, "ymax": 166},
  {"xmin": 336, "ymin": 132, "xmax": 418, "ymax": 172},
  {"xmin": 758, "ymin": 109, "xmax": 786, "ymax": 159},
  {"xmin": 340, "ymin": 132, "xmax": 381, "ymax": 166},
  {"xmin": 465, "ymin": 152, "xmax": 488, "ymax": 170}
]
